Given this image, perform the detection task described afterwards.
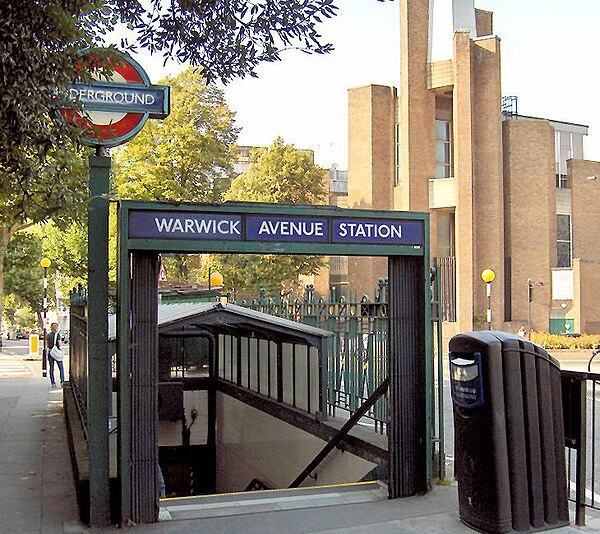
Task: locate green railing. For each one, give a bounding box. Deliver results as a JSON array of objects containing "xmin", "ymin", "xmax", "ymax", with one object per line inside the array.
[
  {"xmin": 236, "ymin": 280, "xmax": 390, "ymax": 432},
  {"xmin": 236, "ymin": 276, "xmax": 446, "ymax": 480},
  {"xmin": 69, "ymin": 284, "xmax": 89, "ymax": 436}
]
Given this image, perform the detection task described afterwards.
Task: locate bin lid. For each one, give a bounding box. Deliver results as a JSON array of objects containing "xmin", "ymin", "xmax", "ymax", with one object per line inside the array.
[{"xmin": 449, "ymin": 331, "xmax": 560, "ymax": 370}]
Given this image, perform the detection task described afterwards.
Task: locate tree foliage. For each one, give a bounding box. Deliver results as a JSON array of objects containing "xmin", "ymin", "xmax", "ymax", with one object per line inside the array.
[
  {"xmin": 221, "ymin": 137, "xmax": 327, "ymax": 294},
  {"xmin": 3, "ymin": 230, "xmax": 44, "ymax": 316},
  {"xmin": 113, "ymin": 68, "xmax": 239, "ymax": 203},
  {"xmin": 102, "ymin": 0, "xmax": 339, "ymax": 83},
  {"xmin": 0, "ymin": 1, "xmax": 93, "ymax": 180},
  {"xmin": 1, "ymin": 0, "xmax": 340, "ymax": 181},
  {"xmin": 0, "ymin": 145, "xmax": 88, "ymax": 344},
  {"xmin": 1, "ymin": 0, "xmax": 390, "ymax": 332},
  {"xmin": 224, "ymin": 137, "xmax": 327, "ymax": 205},
  {"xmin": 42, "ymin": 221, "xmax": 88, "ymax": 288}
]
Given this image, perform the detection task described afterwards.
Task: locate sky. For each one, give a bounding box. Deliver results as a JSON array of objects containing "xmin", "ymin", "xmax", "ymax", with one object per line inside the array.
[{"xmin": 130, "ymin": 0, "xmax": 600, "ymax": 170}]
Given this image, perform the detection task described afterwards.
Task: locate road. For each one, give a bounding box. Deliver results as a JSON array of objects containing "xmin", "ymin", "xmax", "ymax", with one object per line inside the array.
[{"xmin": 0, "ymin": 338, "xmax": 70, "ymax": 380}]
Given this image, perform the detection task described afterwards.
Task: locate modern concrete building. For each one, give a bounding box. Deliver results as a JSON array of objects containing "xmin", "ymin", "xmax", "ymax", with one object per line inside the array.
[{"xmin": 344, "ymin": 0, "xmax": 600, "ymax": 337}]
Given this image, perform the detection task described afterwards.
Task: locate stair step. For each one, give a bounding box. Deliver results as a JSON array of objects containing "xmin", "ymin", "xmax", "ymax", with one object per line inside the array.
[{"xmin": 160, "ymin": 481, "xmax": 387, "ymax": 522}]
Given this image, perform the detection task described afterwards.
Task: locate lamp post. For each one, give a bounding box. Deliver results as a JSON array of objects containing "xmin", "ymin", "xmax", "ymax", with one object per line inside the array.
[
  {"xmin": 40, "ymin": 258, "xmax": 51, "ymax": 377},
  {"xmin": 481, "ymin": 268, "xmax": 495, "ymax": 330},
  {"xmin": 527, "ymin": 278, "xmax": 533, "ymax": 339}
]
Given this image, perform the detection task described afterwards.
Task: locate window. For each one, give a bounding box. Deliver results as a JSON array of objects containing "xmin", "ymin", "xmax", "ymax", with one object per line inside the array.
[
  {"xmin": 395, "ymin": 123, "xmax": 402, "ymax": 186},
  {"xmin": 435, "ymin": 210, "xmax": 455, "ymax": 257},
  {"xmin": 435, "ymin": 120, "xmax": 453, "ymax": 178},
  {"xmin": 159, "ymin": 336, "xmax": 210, "ymax": 380},
  {"xmin": 556, "ymin": 214, "xmax": 572, "ymax": 268},
  {"xmin": 555, "ymin": 174, "xmax": 569, "ymax": 188}
]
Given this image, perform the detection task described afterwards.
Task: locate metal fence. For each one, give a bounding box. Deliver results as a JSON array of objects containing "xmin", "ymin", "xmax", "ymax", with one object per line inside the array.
[
  {"xmin": 433, "ymin": 256, "xmax": 456, "ymax": 322},
  {"xmin": 236, "ymin": 281, "xmax": 391, "ymax": 432},
  {"xmin": 69, "ymin": 284, "xmax": 89, "ymax": 435},
  {"xmin": 563, "ymin": 368, "xmax": 600, "ymax": 525}
]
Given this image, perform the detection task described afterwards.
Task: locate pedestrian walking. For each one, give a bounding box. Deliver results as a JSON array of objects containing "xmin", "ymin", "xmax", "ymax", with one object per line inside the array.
[
  {"xmin": 47, "ymin": 322, "xmax": 65, "ymax": 388},
  {"xmin": 516, "ymin": 325, "xmax": 527, "ymax": 338}
]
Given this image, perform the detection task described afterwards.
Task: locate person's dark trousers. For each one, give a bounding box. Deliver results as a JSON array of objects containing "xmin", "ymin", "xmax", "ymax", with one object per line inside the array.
[{"xmin": 49, "ymin": 355, "xmax": 65, "ymax": 387}]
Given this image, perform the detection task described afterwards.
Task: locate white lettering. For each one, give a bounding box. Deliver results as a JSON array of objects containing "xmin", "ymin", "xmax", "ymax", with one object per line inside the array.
[
  {"xmin": 195, "ymin": 219, "xmax": 215, "ymax": 234},
  {"xmin": 154, "ymin": 218, "xmax": 173, "ymax": 232},
  {"xmin": 337, "ymin": 221, "xmax": 403, "ymax": 240},
  {"xmin": 230, "ymin": 220, "xmax": 241, "ymax": 235},
  {"xmin": 217, "ymin": 220, "xmax": 231, "ymax": 234},
  {"xmin": 153, "ymin": 216, "xmax": 240, "ymax": 236}
]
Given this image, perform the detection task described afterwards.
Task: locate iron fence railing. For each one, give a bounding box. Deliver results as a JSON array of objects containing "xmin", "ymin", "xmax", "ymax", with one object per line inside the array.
[
  {"xmin": 433, "ymin": 256, "xmax": 456, "ymax": 322},
  {"xmin": 236, "ymin": 281, "xmax": 390, "ymax": 431},
  {"xmin": 563, "ymin": 368, "xmax": 600, "ymax": 525},
  {"xmin": 69, "ymin": 284, "xmax": 89, "ymax": 434}
]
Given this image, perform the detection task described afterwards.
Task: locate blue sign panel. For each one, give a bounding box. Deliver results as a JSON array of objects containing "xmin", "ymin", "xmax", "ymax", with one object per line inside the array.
[
  {"xmin": 332, "ymin": 218, "xmax": 422, "ymax": 245},
  {"xmin": 129, "ymin": 211, "xmax": 242, "ymax": 240},
  {"xmin": 449, "ymin": 351, "xmax": 484, "ymax": 409},
  {"xmin": 69, "ymin": 83, "xmax": 170, "ymax": 118},
  {"xmin": 246, "ymin": 216, "xmax": 329, "ymax": 242},
  {"xmin": 128, "ymin": 210, "xmax": 424, "ymax": 247}
]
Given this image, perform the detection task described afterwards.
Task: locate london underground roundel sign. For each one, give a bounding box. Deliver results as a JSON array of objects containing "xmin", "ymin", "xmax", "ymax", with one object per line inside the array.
[{"xmin": 64, "ymin": 49, "xmax": 170, "ymax": 147}]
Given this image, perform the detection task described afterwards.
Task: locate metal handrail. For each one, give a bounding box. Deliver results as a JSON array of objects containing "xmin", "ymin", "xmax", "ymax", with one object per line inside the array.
[{"xmin": 289, "ymin": 377, "xmax": 389, "ymax": 489}]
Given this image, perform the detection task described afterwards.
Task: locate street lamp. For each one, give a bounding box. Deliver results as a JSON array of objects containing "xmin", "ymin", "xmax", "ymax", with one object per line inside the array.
[
  {"xmin": 40, "ymin": 258, "xmax": 51, "ymax": 377},
  {"xmin": 209, "ymin": 271, "xmax": 223, "ymax": 289},
  {"xmin": 527, "ymin": 278, "xmax": 533, "ymax": 339},
  {"xmin": 481, "ymin": 268, "xmax": 495, "ymax": 330},
  {"xmin": 208, "ymin": 268, "xmax": 224, "ymax": 303}
]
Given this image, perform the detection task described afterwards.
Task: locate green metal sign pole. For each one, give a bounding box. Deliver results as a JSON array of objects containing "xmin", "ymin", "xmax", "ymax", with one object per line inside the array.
[{"xmin": 88, "ymin": 152, "xmax": 111, "ymax": 525}]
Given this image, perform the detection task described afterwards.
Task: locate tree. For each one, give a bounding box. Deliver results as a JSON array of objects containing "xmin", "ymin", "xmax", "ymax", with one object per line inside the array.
[
  {"xmin": 106, "ymin": 0, "xmax": 339, "ymax": 84},
  {"xmin": 220, "ymin": 137, "xmax": 328, "ymax": 294},
  {"xmin": 42, "ymin": 220, "xmax": 88, "ymax": 288},
  {"xmin": 3, "ymin": 230, "xmax": 44, "ymax": 322},
  {"xmin": 1, "ymin": 0, "xmax": 340, "ymax": 182},
  {"xmin": 113, "ymin": 67, "xmax": 239, "ymax": 203},
  {"xmin": 0, "ymin": 147, "xmax": 88, "ymax": 345},
  {"xmin": 113, "ymin": 67, "xmax": 239, "ymax": 282},
  {"xmin": 0, "ymin": 0, "xmax": 353, "ymax": 337}
]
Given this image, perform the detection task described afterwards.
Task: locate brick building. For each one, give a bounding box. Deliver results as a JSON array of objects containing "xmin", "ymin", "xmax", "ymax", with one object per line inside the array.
[{"xmin": 342, "ymin": 0, "xmax": 600, "ymax": 336}]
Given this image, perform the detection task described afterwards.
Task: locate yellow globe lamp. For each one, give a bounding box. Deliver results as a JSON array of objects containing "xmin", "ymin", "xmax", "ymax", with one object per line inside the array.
[
  {"xmin": 481, "ymin": 268, "xmax": 495, "ymax": 284},
  {"xmin": 40, "ymin": 258, "xmax": 51, "ymax": 269},
  {"xmin": 209, "ymin": 271, "xmax": 224, "ymax": 288}
]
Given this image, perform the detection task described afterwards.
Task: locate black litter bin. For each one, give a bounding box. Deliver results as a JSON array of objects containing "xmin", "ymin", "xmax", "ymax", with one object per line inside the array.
[{"xmin": 449, "ymin": 331, "xmax": 569, "ymax": 533}]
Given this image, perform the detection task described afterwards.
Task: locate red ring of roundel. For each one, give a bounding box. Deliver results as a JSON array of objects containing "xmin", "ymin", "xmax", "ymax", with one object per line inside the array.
[{"xmin": 74, "ymin": 56, "xmax": 146, "ymax": 143}]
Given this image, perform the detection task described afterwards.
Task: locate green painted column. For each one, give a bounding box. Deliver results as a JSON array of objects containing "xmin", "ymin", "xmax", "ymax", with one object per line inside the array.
[{"xmin": 88, "ymin": 154, "xmax": 111, "ymax": 525}]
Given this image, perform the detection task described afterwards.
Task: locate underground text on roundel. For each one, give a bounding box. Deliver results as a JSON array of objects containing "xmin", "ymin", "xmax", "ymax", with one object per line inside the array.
[{"xmin": 128, "ymin": 210, "xmax": 423, "ymax": 246}]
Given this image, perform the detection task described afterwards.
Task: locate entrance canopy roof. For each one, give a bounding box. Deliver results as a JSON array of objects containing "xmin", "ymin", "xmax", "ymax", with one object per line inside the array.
[{"xmin": 110, "ymin": 302, "xmax": 332, "ymax": 348}]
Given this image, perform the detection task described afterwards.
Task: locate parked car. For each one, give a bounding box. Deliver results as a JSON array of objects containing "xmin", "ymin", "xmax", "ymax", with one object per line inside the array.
[{"xmin": 15, "ymin": 331, "xmax": 26, "ymax": 339}]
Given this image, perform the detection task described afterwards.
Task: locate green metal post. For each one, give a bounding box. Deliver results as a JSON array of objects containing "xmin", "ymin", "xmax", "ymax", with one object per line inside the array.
[
  {"xmin": 423, "ymin": 220, "xmax": 433, "ymax": 486},
  {"xmin": 88, "ymin": 153, "xmax": 111, "ymax": 525},
  {"xmin": 435, "ymin": 267, "xmax": 445, "ymax": 480},
  {"xmin": 117, "ymin": 203, "xmax": 132, "ymax": 524}
]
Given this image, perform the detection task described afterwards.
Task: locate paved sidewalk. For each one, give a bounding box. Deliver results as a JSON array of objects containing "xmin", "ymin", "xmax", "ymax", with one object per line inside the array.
[
  {"xmin": 0, "ymin": 377, "xmax": 85, "ymax": 534},
  {"xmin": 1, "ymin": 372, "xmax": 599, "ymax": 533}
]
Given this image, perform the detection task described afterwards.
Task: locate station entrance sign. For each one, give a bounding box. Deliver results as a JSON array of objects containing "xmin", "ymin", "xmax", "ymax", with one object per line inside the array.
[
  {"xmin": 64, "ymin": 49, "xmax": 170, "ymax": 147},
  {"xmin": 128, "ymin": 209, "xmax": 424, "ymax": 247}
]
